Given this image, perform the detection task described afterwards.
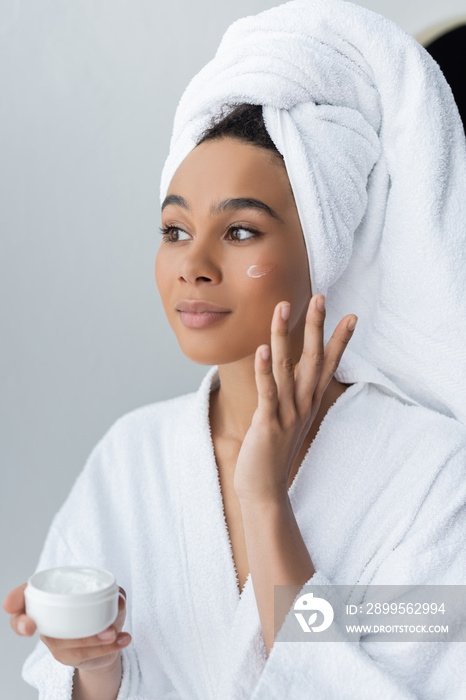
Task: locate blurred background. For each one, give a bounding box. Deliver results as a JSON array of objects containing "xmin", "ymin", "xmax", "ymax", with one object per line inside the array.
[{"xmin": 1, "ymin": 0, "xmax": 465, "ymax": 696}]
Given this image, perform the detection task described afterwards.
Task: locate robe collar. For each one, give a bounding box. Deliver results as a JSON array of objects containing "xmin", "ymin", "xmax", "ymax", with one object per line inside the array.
[
  {"xmin": 174, "ymin": 365, "xmax": 366, "ymax": 698},
  {"xmin": 173, "ymin": 365, "xmax": 266, "ymax": 696}
]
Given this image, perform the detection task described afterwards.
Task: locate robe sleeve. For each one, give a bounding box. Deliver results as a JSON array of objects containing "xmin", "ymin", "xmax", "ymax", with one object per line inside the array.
[
  {"xmin": 21, "ymin": 521, "xmax": 144, "ymax": 700},
  {"xmin": 20, "ymin": 420, "xmax": 149, "ymax": 700},
  {"xmin": 250, "ymin": 438, "xmax": 466, "ymax": 700}
]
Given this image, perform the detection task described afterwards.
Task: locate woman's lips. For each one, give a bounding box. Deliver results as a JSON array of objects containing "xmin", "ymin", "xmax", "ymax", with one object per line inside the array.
[{"xmin": 179, "ymin": 310, "xmax": 230, "ymax": 329}]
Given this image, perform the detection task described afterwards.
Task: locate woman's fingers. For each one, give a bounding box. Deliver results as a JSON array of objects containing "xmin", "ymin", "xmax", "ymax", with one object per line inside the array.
[
  {"xmin": 41, "ymin": 625, "xmax": 132, "ymax": 667},
  {"xmin": 113, "ymin": 586, "xmax": 127, "ymax": 628},
  {"xmin": 3, "ymin": 583, "xmax": 37, "ymax": 636},
  {"xmin": 43, "ymin": 633, "xmax": 131, "ymax": 668},
  {"xmin": 41, "ymin": 627, "xmax": 117, "ymax": 650},
  {"xmin": 270, "ymin": 301, "xmax": 297, "ymax": 423},
  {"xmin": 3, "ymin": 582, "xmax": 27, "ymax": 613},
  {"xmin": 11, "ymin": 612, "xmax": 37, "ymax": 636},
  {"xmin": 255, "ymin": 300, "xmax": 297, "ymax": 425},
  {"xmin": 40, "ymin": 585, "xmax": 131, "ymax": 668},
  {"xmin": 42, "ymin": 586, "xmax": 128, "ymax": 650},
  {"xmin": 256, "ymin": 295, "xmax": 357, "ymax": 427},
  {"xmin": 295, "ymin": 295, "xmax": 357, "ymax": 411},
  {"xmin": 294, "ymin": 295, "xmax": 326, "ymax": 411},
  {"xmin": 40, "ymin": 626, "xmax": 130, "ymax": 652},
  {"xmin": 255, "ymin": 341, "xmax": 278, "ymax": 422},
  {"xmin": 313, "ymin": 312, "xmax": 358, "ymax": 401},
  {"xmin": 4, "ymin": 579, "xmax": 131, "ymax": 672}
]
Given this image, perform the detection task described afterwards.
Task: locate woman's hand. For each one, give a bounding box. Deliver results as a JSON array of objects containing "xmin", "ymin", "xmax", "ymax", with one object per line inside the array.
[
  {"xmin": 3, "ymin": 583, "xmax": 131, "ymax": 672},
  {"xmin": 233, "ymin": 294, "xmax": 357, "ymax": 504}
]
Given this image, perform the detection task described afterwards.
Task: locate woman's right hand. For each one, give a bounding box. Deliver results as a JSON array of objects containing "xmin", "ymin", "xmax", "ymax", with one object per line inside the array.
[{"xmin": 3, "ymin": 583, "xmax": 132, "ymax": 672}]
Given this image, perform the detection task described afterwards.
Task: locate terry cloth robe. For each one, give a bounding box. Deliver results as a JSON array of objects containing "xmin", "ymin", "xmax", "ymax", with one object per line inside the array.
[{"xmin": 22, "ymin": 365, "xmax": 466, "ymax": 699}]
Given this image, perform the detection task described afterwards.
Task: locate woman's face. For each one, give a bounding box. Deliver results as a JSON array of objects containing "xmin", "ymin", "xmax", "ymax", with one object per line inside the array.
[{"xmin": 155, "ymin": 136, "xmax": 312, "ymax": 366}]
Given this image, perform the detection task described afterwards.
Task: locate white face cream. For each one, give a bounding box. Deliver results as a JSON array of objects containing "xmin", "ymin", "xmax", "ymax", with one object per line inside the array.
[
  {"xmin": 247, "ymin": 263, "xmax": 276, "ymax": 278},
  {"xmin": 25, "ymin": 566, "xmax": 120, "ymax": 639},
  {"xmin": 35, "ymin": 567, "xmax": 111, "ymax": 595}
]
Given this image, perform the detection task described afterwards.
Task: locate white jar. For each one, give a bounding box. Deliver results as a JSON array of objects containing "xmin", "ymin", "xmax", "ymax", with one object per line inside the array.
[{"xmin": 24, "ymin": 566, "xmax": 120, "ymax": 639}]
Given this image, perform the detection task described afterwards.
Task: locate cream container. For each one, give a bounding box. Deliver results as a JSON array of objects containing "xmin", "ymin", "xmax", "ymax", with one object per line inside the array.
[{"xmin": 24, "ymin": 566, "xmax": 120, "ymax": 639}]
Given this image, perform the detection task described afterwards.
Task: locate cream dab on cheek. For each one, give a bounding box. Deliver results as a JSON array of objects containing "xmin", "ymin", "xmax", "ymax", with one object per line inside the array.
[{"xmin": 247, "ymin": 264, "xmax": 276, "ymax": 278}]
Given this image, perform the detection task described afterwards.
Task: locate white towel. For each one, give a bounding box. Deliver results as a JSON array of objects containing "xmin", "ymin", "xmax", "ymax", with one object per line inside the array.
[{"xmin": 159, "ymin": 0, "xmax": 466, "ymax": 425}]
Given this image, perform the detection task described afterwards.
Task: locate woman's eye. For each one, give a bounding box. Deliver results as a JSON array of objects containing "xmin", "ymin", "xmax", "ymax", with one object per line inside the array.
[
  {"xmin": 159, "ymin": 225, "xmax": 260, "ymax": 244},
  {"xmin": 229, "ymin": 227, "xmax": 257, "ymax": 242},
  {"xmin": 159, "ymin": 226, "xmax": 190, "ymax": 242}
]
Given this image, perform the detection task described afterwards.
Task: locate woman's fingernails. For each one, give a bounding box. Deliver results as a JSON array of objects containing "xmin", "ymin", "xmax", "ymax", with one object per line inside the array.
[
  {"xmin": 117, "ymin": 633, "xmax": 131, "ymax": 646},
  {"xmin": 17, "ymin": 620, "xmax": 27, "ymax": 635},
  {"xmin": 281, "ymin": 303, "xmax": 290, "ymax": 321},
  {"xmin": 347, "ymin": 316, "xmax": 358, "ymax": 331},
  {"xmin": 316, "ymin": 296, "xmax": 325, "ymax": 312},
  {"xmin": 261, "ymin": 346, "xmax": 270, "ymax": 362}
]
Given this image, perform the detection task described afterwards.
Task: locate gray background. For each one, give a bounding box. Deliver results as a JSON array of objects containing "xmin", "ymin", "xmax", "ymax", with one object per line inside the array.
[{"xmin": 1, "ymin": 0, "xmax": 465, "ymax": 696}]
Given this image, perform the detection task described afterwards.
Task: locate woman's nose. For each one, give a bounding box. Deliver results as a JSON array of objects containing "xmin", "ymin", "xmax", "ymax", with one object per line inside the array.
[{"xmin": 178, "ymin": 239, "xmax": 222, "ymax": 285}]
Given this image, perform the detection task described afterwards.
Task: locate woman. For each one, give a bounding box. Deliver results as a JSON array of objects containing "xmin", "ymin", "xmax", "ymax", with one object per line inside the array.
[{"xmin": 4, "ymin": 1, "xmax": 466, "ymax": 698}]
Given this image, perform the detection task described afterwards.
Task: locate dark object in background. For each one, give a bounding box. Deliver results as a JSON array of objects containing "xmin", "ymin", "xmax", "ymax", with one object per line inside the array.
[{"xmin": 424, "ymin": 23, "xmax": 465, "ymax": 133}]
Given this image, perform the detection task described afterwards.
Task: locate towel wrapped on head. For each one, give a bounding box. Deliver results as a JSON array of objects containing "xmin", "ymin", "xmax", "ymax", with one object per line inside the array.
[{"xmin": 160, "ymin": 0, "xmax": 466, "ymax": 426}]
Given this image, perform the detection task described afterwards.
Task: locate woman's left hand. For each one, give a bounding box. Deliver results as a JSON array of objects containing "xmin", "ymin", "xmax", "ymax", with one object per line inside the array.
[{"xmin": 233, "ymin": 294, "xmax": 357, "ymax": 504}]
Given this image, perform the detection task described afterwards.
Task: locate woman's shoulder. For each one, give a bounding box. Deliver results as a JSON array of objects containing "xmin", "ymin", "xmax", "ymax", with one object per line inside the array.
[
  {"xmin": 100, "ymin": 367, "xmax": 218, "ymax": 450},
  {"xmin": 102, "ymin": 386, "xmax": 199, "ymax": 444},
  {"xmin": 67, "ymin": 388, "xmax": 200, "ymax": 494},
  {"xmin": 52, "ymin": 390, "xmax": 200, "ymax": 530}
]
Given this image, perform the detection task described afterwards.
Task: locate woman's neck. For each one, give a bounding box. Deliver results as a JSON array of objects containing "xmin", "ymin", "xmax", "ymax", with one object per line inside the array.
[{"xmin": 209, "ymin": 359, "xmax": 351, "ymax": 448}]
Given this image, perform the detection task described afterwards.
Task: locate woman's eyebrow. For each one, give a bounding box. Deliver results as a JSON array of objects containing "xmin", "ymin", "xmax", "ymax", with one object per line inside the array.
[{"xmin": 161, "ymin": 194, "xmax": 284, "ymax": 223}]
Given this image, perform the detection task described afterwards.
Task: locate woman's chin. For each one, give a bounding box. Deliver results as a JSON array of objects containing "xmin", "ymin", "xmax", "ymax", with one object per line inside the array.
[
  {"xmin": 179, "ymin": 346, "xmax": 258, "ymax": 367},
  {"xmin": 180, "ymin": 350, "xmax": 229, "ymax": 366}
]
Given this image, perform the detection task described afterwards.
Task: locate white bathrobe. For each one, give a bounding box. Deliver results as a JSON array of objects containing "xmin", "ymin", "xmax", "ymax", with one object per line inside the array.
[{"xmin": 22, "ymin": 366, "xmax": 466, "ymax": 699}]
